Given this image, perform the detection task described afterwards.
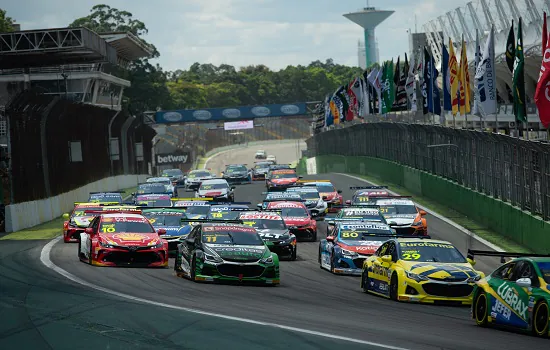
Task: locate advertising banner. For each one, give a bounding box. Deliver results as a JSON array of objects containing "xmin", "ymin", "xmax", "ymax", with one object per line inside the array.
[
  {"xmin": 224, "ymin": 120, "xmax": 254, "ymax": 130},
  {"xmin": 155, "ymin": 152, "xmax": 189, "ymax": 164}
]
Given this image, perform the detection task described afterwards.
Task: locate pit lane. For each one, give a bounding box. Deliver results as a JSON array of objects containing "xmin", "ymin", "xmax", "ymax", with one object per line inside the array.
[{"xmin": 42, "ymin": 142, "xmax": 549, "ymax": 349}]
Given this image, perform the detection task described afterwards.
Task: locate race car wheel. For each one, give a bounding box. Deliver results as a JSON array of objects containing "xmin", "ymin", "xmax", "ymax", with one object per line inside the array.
[
  {"xmin": 190, "ymin": 254, "xmax": 197, "ymax": 281},
  {"xmin": 310, "ymin": 229, "xmax": 317, "ymax": 242},
  {"xmin": 361, "ymin": 270, "xmax": 369, "ymax": 293},
  {"xmin": 318, "ymin": 247, "xmax": 322, "ymax": 266},
  {"xmin": 291, "ymin": 246, "xmax": 297, "ymax": 261},
  {"xmin": 389, "ymin": 273, "xmax": 398, "ymax": 301},
  {"xmin": 533, "ymin": 301, "xmax": 549, "ymax": 337},
  {"xmin": 473, "ymin": 292, "xmax": 488, "ymax": 327},
  {"xmin": 330, "ymin": 250, "xmax": 335, "ymax": 273},
  {"xmin": 77, "ymin": 238, "xmax": 82, "ymax": 259}
]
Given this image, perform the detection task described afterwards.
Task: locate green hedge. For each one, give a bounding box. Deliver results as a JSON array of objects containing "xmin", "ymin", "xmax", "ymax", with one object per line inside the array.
[{"xmin": 315, "ymin": 155, "xmax": 550, "ymax": 253}]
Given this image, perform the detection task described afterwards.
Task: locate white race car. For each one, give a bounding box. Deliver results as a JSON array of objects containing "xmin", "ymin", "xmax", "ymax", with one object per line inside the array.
[
  {"xmin": 195, "ymin": 179, "xmax": 235, "ymax": 202},
  {"xmin": 146, "ymin": 176, "xmax": 175, "ymax": 197},
  {"xmin": 183, "ymin": 170, "xmax": 214, "ymax": 191}
]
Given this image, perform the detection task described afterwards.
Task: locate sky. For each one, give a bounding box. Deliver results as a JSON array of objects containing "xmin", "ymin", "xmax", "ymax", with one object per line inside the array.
[{"xmin": 3, "ymin": 0, "xmax": 460, "ymax": 71}]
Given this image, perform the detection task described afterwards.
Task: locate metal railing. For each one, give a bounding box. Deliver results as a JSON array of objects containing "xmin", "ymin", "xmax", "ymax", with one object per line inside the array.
[{"xmin": 306, "ymin": 123, "xmax": 550, "ymax": 220}]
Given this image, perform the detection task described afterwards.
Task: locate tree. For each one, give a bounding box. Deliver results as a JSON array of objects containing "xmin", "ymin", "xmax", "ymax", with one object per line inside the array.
[{"xmin": 0, "ymin": 9, "xmax": 15, "ymax": 32}]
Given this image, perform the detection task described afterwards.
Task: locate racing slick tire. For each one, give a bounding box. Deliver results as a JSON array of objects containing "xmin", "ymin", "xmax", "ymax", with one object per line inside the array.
[
  {"xmin": 361, "ymin": 270, "xmax": 369, "ymax": 293},
  {"xmin": 190, "ymin": 254, "xmax": 197, "ymax": 281},
  {"xmin": 473, "ymin": 291, "xmax": 489, "ymax": 327},
  {"xmin": 290, "ymin": 246, "xmax": 297, "ymax": 261},
  {"xmin": 532, "ymin": 301, "xmax": 549, "ymax": 337},
  {"xmin": 389, "ymin": 273, "xmax": 398, "ymax": 301},
  {"xmin": 318, "ymin": 247, "xmax": 322, "ymax": 267},
  {"xmin": 330, "ymin": 250, "xmax": 335, "ymax": 273},
  {"xmin": 77, "ymin": 238, "xmax": 82, "ymax": 259}
]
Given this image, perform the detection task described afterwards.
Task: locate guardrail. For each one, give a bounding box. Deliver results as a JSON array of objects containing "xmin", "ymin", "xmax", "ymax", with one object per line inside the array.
[{"xmin": 306, "ymin": 123, "xmax": 550, "ymax": 220}]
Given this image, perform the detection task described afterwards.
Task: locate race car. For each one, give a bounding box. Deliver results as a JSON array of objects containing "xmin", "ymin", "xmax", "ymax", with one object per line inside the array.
[
  {"xmin": 62, "ymin": 202, "xmax": 112, "ymax": 243},
  {"xmin": 360, "ymin": 238, "xmax": 483, "ymax": 305},
  {"xmin": 161, "ymin": 168, "xmax": 185, "ymax": 184},
  {"xmin": 257, "ymin": 191, "xmax": 304, "ymax": 211},
  {"xmin": 196, "ymin": 179, "xmax": 235, "ymax": 202},
  {"xmin": 172, "ymin": 198, "xmax": 213, "ymax": 219},
  {"xmin": 345, "ymin": 186, "xmax": 390, "ymax": 206},
  {"xmin": 326, "ymin": 207, "xmax": 387, "ymax": 232},
  {"xmin": 469, "ymin": 250, "xmax": 550, "ymax": 337},
  {"xmin": 255, "ymin": 150, "xmax": 267, "ymax": 159},
  {"xmin": 135, "ymin": 194, "xmax": 172, "ymax": 207},
  {"xmin": 239, "ymin": 211, "xmax": 297, "ymax": 260},
  {"xmin": 174, "ymin": 221, "xmax": 280, "ymax": 284},
  {"xmin": 265, "ymin": 201, "xmax": 317, "ymax": 241},
  {"xmin": 251, "ymin": 162, "xmax": 272, "ymax": 181},
  {"xmin": 302, "ymin": 180, "xmax": 343, "ymax": 212},
  {"xmin": 266, "ymin": 155, "xmax": 277, "ymax": 163},
  {"xmin": 133, "ymin": 183, "xmax": 168, "ymax": 201},
  {"xmin": 78, "ymin": 211, "xmax": 169, "ymax": 267},
  {"xmin": 286, "ymin": 186, "xmax": 328, "ymax": 217},
  {"xmin": 374, "ymin": 197, "xmax": 428, "ymax": 235},
  {"xmin": 222, "ymin": 164, "xmax": 251, "ymax": 185},
  {"xmin": 142, "ymin": 208, "xmax": 191, "ymax": 251},
  {"xmin": 88, "ymin": 192, "xmax": 124, "ymax": 204},
  {"xmin": 181, "ymin": 169, "xmax": 214, "ymax": 191},
  {"xmin": 319, "ymin": 221, "xmax": 395, "ymax": 275},
  {"xmin": 266, "ymin": 169, "xmax": 300, "ymax": 191},
  {"xmin": 146, "ymin": 176, "xmax": 176, "ymax": 197},
  {"xmin": 207, "ymin": 204, "xmax": 253, "ymax": 221}
]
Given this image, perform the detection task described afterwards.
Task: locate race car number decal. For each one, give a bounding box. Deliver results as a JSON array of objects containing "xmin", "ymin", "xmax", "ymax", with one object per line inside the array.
[
  {"xmin": 211, "ymin": 212, "xmax": 225, "ymax": 218},
  {"xmin": 101, "ymin": 224, "xmax": 116, "ymax": 233},
  {"xmin": 341, "ymin": 232, "xmax": 359, "ymax": 238},
  {"xmin": 148, "ymin": 218, "xmax": 156, "ymax": 224},
  {"xmin": 204, "ymin": 235, "xmax": 217, "ymax": 243},
  {"xmin": 402, "ymin": 252, "xmax": 421, "ymax": 260},
  {"xmin": 73, "ymin": 211, "xmax": 85, "ymax": 216},
  {"xmin": 242, "ymin": 221, "xmax": 256, "ymax": 227}
]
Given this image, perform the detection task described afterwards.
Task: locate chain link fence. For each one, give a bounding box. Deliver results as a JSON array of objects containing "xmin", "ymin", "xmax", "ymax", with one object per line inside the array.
[{"xmin": 306, "ymin": 123, "xmax": 550, "ymax": 220}]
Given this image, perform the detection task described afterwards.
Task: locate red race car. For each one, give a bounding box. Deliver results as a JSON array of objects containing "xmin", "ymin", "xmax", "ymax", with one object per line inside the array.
[
  {"xmin": 266, "ymin": 169, "xmax": 301, "ymax": 191},
  {"xmin": 301, "ymin": 180, "xmax": 343, "ymax": 213},
  {"xmin": 266, "ymin": 201, "xmax": 317, "ymax": 242},
  {"xmin": 78, "ymin": 211, "xmax": 169, "ymax": 267},
  {"xmin": 62, "ymin": 202, "xmax": 117, "ymax": 243}
]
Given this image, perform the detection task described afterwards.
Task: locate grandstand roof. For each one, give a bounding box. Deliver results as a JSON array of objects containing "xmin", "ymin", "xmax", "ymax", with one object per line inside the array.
[
  {"xmin": 99, "ymin": 32, "xmax": 154, "ymax": 64},
  {"xmin": 0, "ymin": 27, "xmax": 117, "ymax": 69}
]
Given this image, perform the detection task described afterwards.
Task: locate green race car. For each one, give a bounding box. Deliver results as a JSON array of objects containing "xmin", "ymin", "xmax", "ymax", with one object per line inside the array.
[
  {"xmin": 174, "ymin": 220, "xmax": 280, "ymax": 285},
  {"xmin": 469, "ymin": 250, "xmax": 550, "ymax": 337}
]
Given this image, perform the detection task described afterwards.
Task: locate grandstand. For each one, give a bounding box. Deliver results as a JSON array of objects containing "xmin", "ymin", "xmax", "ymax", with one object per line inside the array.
[{"xmin": 421, "ymin": 0, "xmax": 547, "ymax": 131}]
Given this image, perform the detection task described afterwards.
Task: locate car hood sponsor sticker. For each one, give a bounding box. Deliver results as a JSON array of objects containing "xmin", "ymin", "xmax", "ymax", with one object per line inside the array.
[
  {"xmin": 207, "ymin": 245, "xmax": 266, "ymax": 260},
  {"xmin": 101, "ymin": 232, "xmax": 160, "ymax": 246}
]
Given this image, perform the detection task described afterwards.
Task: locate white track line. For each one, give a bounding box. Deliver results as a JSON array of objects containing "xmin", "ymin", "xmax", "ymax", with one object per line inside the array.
[
  {"xmin": 335, "ymin": 173, "xmax": 504, "ymax": 252},
  {"xmin": 40, "ymin": 237, "xmax": 409, "ymax": 350}
]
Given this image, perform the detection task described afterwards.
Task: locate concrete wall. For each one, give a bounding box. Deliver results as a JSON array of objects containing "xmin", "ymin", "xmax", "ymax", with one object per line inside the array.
[
  {"xmin": 313, "ymin": 155, "xmax": 550, "ymax": 253},
  {"xmin": 6, "ymin": 174, "xmax": 149, "ymax": 232}
]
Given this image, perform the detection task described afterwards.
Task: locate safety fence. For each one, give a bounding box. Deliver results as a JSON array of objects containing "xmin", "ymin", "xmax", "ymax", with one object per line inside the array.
[
  {"xmin": 6, "ymin": 90, "xmax": 156, "ymax": 204},
  {"xmin": 306, "ymin": 123, "xmax": 550, "ymax": 221}
]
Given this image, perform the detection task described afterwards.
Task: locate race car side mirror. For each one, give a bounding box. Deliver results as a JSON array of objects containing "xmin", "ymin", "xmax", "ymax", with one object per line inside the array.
[
  {"xmin": 467, "ymin": 258, "xmax": 476, "ymax": 266},
  {"xmin": 381, "ymin": 255, "xmax": 392, "ymax": 263},
  {"xmin": 326, "ymin": 220, "xmax": 335, "ymax": 225},
  {"xmin": 516, "ymin": 278, "xmax": 531, "ymax": 288},
  {"xmin": 157, "ymin": 228, "xmax": 167, "ymax": 235},
  {"xmin": 298, "ymin": 176, "xmax": 303, "ymax": 179},
  {"xmin": 345, "ymin": 200, "xmax": 351, "ymax": 205},
  {"xmin": 419, "ymin": 210, "xmax": 427, "ymax": 216},
  {"xmin": 85, "ymin": 227, "xmax": 94, "ymax": 235},
  {"xmin": 337, "ymin": 190, "xmax": 342, "ymax": 194},
  {"xmin": 326, "ymin": 236, "xmax": 335, "ymax": 242},
  {"xmin": 62, "ymin": 213, "xmax": 70, "ymax": 219},
  {"xmin": 322, "ymin": 196, "xmax": 328, "ymax": 200}
]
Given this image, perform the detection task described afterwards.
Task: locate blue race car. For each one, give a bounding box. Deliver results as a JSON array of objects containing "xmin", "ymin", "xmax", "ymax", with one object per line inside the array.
[
  {"xmin": 88, "ymin": 191, "xmax": 124, "ymax": 204},
  {"xmin": 142, "ymin": 208, "xmax": 192, "ymax": 251},
  {"xmin": 319, "ymin": 221, "xmax": 396, "ymax": 275},
  {"xmin": 207, "ymin": 203, "xmax": 253, "ymax": 220},
  {"xmin": 171, "ymin": 198, "xmax": 213, "ymax": 220}
]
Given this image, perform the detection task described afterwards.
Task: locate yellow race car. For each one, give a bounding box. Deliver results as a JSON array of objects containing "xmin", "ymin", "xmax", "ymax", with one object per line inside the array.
[{"xmin": 360, "ymin": 238, "xmax": 484, "ymax": 305}]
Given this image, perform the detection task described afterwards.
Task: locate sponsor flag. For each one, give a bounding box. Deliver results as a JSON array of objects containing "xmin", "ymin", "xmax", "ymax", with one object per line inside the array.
[
  {"xmin": 472, "ymin": 30, "xmax": 481, "ymax": 116},
  {"xmin": 426, "ymin": 50, "xmax": 441, "ymax": 115},
  {"xmin": 393, "ymin": 55, "xmax": 408, "ymax": 111},
  {"xmin": 405, "ymin": 53, "xmax": 417, "ymax": 112},
  {"xmin": 360, "ymin": 76, "xmax": 370, "ymax": 117},
  {"xmin": 335, "ymin": 85, "xmax": 349, "ymax": 123},
  {"xmin": 535, "ymin": 12, "xmax": 550, "ymax": 128},
  {"xmin": 422, "ymin": 48, "xmax": 430, "ymax": 115},
  {"xmin": 513, "ymin": 17, "xmax": 527, "ymax": 123},
  {"xmin": 458, "ymin": 37, "xmax": 470, "ymax": 115},
  {"xmin": 449, "ymin": 38, "xmax": 459, "ymax": 115},
  {"xmin": 382, "ymin": 60, "xmax": 395, "ymax": 114},
  {"xmin": 475, "ymin": 25, "xmax": 498, "ymax": 116},
  {"xmin": 349, "ymin": 77, "xmax": 362, "ymax": 117},
  {"xmin": 506, "ymin": 21, "xmax": 515, "ymax": 74},
  {"xmin": 324, "ymin": 94, "xmax": 333, "ymax": 127},
  {"xmin": 442, "ymin": 44, "xmax": 452, "ymax": 111},
  {"xmin": 375, "ymin": 67, "xmax": 384, "ymax": 114}
]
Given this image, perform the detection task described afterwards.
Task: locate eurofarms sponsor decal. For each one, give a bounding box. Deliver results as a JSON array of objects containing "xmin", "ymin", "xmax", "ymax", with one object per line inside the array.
[{"xmin": 156, "ymin": 154, "xmax": 189, "ymax": 164}]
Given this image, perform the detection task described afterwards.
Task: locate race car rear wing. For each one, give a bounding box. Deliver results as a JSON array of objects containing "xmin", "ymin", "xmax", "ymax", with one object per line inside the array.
[
  {"xmin": 297, "ymin": 180, "xmax": 331, "ymax": 183},
  {"xmin": 331, "ymin": 204, "xmax": 380, "ymax": 209},
  {"xmin": 467, "ymin": 249, "xmax": 550, "ymax": 263},
  {"xmin": 74, "ymin": 202, "xmax": 121, "ymax": 206},
  {"xmin": 171, "ymin": 197, "xmax": 214, "ymax": 201},
  {"xmin": 180, "ymin": 218, "xmax": 244, "ymax": 224},
  {"xmin": 349, "ymin": 186, "xmax": 388, "ymax": 190},
  {"xmin": 83, "ymin": 209, "xmax": 143, "ymax": 215},
  {"xmin": 140, "ymin": 207, "xmax": 185, "ymax": 211},
  {"xmin": 260, "ymin": 197, "xmax": 306, "ymax": 202},
  {"xmin": 89, "ymin": 191, "xmax": 125, "ymax": 194},
  {"xmin": 210, "ymin": 207, "xmax": 256, "ymax": 212}
]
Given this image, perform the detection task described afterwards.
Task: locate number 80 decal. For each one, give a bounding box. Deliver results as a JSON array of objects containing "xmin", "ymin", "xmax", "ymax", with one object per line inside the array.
[{"xmin": 341, "ymin": 232, "xmax": 359, "ymax": 238}]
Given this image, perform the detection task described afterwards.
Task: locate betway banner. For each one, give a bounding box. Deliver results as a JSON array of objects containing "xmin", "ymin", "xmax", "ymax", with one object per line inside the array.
[
  {"xmin": 156, "ymin": 153, "xmax": 189, "ymax": 164},
  {"xmin": 224, "ymin": 120, "xmax": 254, "ymax": 130}
]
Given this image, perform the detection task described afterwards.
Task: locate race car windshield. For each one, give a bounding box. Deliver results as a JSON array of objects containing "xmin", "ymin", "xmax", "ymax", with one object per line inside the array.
[
  {"xmin": 315, "ymin": 183, "xmax": 335, "ymax": 192},
  {"xmin": 138, "ymin": 184, "xmax": 166, "ymax": 194},
  {"xmin": 340, "ymin": 211, "xmax": 382, "ymax": 220},
  {"xmin": 143, "ymin": 213, "xmax": 186, "ymax": 226},
  {"xmin": 162, "ymin": 169, "xmax": 183, "ymax": 176},
  {"xmin": 241, "ymin": 219, "xmax": 286, "ymax": 230},
  {"xmin": 380, "ymin": 205, "xmax": 417, "ymax": 215},
  {"xmin": 184, "ymin": 206, "xmax": 211, "ymax": 215},
  {"xmin": 99, "ymin": 221, "xmax": 155, "ymax": 234},
  {"xmin": 189, "ymin": 171, "xmax": 210, "ymax": 178},
  {"xmin": 137, "ymin": 199, "xmax": 172, "ymax": 207},
  {"xmin": 293, "ymin": 191, "xmax": 319, "ymax": 200},
  {"xmin": 398, "ymin": 242, "xmax": 466, "ymax": 263},
  {"xmin": 536, "ymin": 262, "xmax": 550, "ymax": 283},
  {"xmin": 149, "ymin": 180, "xmax": 171, "ymax": 185},
  {"xmin": 202, "ymin": 230, "xmax": 263, "ymax": 245},
  {"xmin": 226, "ymin": 166, "xmax": 247, "ymax": 173},
  {"xmin": 200, "ymin": 183, "xmax": 228, "ymax": 190},
  {"xmin": 89, "ymin": 194, "xmax": 122, "ymax": 203},
  {"xmin": 279, "ymin": 207, "xmax": 308, "ymax": 217},
  {"xmin": 272, "ymin": 173, "xmax": 297, "ymax": 179},
  {"xmin": 255, "ymin": 164, "xmax": 270, "ymax": 169},
  {"xmin": 207, "ymin": 210, "xmax": 241, "ymax": 220}
]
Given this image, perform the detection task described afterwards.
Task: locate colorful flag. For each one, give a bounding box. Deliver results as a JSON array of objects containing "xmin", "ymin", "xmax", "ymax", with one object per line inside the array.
[
  {"xmin": 324, "ymin": 94, "xmax": 333, "ymax": 127},
  {"xmin": 506, "ymin": 21, "xmax": 515, "ymax": 74},
  {"xmin": 393, "ymin": 55, "xmax": 408, "ymax": 111},
  {"xmin": 442, "ymin": 44, "xmax": 452, "ymax": 111},
  {"xmin": 535, "ymin": 12, "xmax": 550, "ymax": 128},
  {"xmin": 405, "ymin": 53, "xmax": 418, "ymax": 112},
  {"xmin": 426, "ymin": 50, "xmax": 441, "ymax": 115},
  {"xmin": 422, "ymin": 48, "xmax": 430, "ymax": 115},
  {"xmin": 475, "ymin": 25, "xmax": 498, "ymax": 116},
  {"xmin": 513, "ymin": 18, "xmax": 526, "ymax": 123},
  {"xmin": 349, "ymin": 77, "xmax": 362, "ymax": 117},
  {"xmin": 449, "ymin": 38, "xmax": 459, "ymax": 115},
  {"xmin": 472, "ymin": 30, "xmax": 481, "ymax": 116},
  {"xmin": 382, "ymin": 60, "xmax": 395, "ymax": 114}
]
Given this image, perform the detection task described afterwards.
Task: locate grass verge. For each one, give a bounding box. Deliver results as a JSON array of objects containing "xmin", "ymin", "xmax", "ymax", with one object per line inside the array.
[
  {"xmin": 0, "ymin": 186, "xmax": 138, "ymax": 241},
  {"xmin": 350, "ymin": 173, "xmax": 533, "ymax": 253}
]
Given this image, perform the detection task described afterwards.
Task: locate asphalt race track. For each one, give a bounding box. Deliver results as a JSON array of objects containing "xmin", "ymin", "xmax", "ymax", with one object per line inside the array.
[{"xmin": 1, "ymin": 141, "xmax": 548, "ymax": 349}]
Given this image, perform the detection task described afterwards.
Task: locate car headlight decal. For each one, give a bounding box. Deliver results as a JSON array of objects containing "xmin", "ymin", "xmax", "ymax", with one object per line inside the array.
[{"xmin": 405, "ymin": 270, "xmax": 429, "ymax": 282}]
